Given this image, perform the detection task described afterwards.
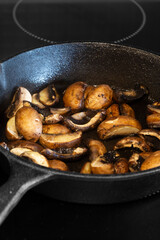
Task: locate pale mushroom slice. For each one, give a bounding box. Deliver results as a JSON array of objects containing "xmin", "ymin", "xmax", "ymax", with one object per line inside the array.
[
  {"xmin": 21, "ymin": 151, "xmax": 49, "ymax": 168},
  {"xmin": 50, "ymin": 107, "xmax": 71, "ymax": 115},
  {"xmin": 86, "ymin": 139, "xmax": 107, "ymax": 162},
  {"xmin": 113, "ymin": 84, "xmax": 148, "ymax": 103},
  {"xmin": 141, "ymin": 150, "xmax": 160, "ymax": 171},
  {"xmin": 6, "ymin": 116, "xmax": 22, "ymax": 141},
  {"xmin": 41, "ymin": 147, "xmax": 87, "ymax": 161},
  {"xmin": 146, "ymin": 113, "xmax": 160, "ymax": 128},
  {"xmin": 7, "ymin": 140, "xmax": 43, "ymax": 152},
  {"xmin": 5, "ymin": 87, "xmax": 32, "ymax": 118},
  {"xmin": 138, "ymin": 129, "xmax": 160, "ymax": 149},
  {"xmin": 97, "ymin": 116, "xmax": 142, "ymax": 140},
  {"xmin": 147, "ymin": 102, "xmax": 160, "ymax": 114},
  {"xmin": 114, "ymin": 136, "xmax": 151, "ymax": 152},
  {"xmin": 49, "ymin": 160, "xmax": 69, "ymax": 171},
  {"xmin": 39, "ymin": 84, "xmax": 59, "ymax": 106},
  {"xmin": 91, "ymin": 155, "xmax": 114, "ymax": 175},
  {"xmin": 80, "ymin": 162, "xmax": 92, "ymax": 174},
  {"xmin": 42, "ymin": 124, "xmax": 71, "ymax": 134},
  {"xmin": 39, "ymin": 130, "xmax": 82, "ymax": 149},
  {"xmin": 32, "ymin": 93, "xmax": 46, "ymax": 109},
  {"xmin": 10, "ymin": 147, "xmax": 33, "ymax": 156},
  {"xmin": 64, "ymin": 110, "xmax": 106, "ymax": 132}
]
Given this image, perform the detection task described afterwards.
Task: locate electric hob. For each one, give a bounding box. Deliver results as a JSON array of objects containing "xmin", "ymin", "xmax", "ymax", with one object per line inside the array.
[{"xmin": 1, "ymin": 1, "xmax": 160, "ymax": 239}]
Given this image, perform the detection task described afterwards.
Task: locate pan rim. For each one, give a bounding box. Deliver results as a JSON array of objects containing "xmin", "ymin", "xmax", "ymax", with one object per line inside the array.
[{"xmin": 2, "ymin": 41, "xmax": 160, "ymax": 182}]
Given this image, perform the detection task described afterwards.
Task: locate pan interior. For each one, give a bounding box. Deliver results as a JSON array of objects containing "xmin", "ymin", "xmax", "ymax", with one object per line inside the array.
[{"xmin": 0, "ymin": 42, "xmax": 160, "ymax": 173}]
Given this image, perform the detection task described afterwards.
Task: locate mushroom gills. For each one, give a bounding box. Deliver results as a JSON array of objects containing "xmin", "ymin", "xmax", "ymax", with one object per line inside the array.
[{"xmin": 139, "ymin": 129, "xmax": 160, "ymax": 149}]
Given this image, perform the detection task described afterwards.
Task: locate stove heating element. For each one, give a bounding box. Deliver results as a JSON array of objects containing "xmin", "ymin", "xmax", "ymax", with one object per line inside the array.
[{"xmin": 12, "ymin": 0, "xmax": 146, "ymax": 44}]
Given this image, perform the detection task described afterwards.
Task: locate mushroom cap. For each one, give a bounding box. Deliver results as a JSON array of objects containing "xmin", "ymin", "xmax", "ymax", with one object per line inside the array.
[{"xmin": 141, "ymin": 150, "xmax": 160, "ymax": 171}]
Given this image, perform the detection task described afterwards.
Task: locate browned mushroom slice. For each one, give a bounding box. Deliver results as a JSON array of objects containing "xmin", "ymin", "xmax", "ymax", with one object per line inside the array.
[
  {"xmin": 64, "ymin": 110, "xmax": 106, "ymax": 132},
  {"xmin": 139, "ymin": 129, "xmax": 160, "ymax": 149},
  {"xmin": 147, "ymin": 102, "xmax": 160, "ymax": 114},
  {"xmin": 15, "ymin": 106, "xmax": 42, "ymax": 142},
  {"xmin": 39, "ymin": 130, "xmax": 82, "ymax": 149},
  {"xmin": 97, "ymin": 116, "xmax": 142, "ymax": 140},
  {"xmin": 128, "ymin": 153, "xmax": 145, "ymax": 172},
  {"xmin": 49, "ymin": 160, "xmax": 69, "ymax": 171},
  {"xmin": 43, "ymin": 113, "xmax": 63, "ymax": 124},
  {"xmin": 32, "ymin": 93, "xmax": 46, "ymax": 109},
  {"xmin": 7, "ymin": 140, "xmax": 43, "ymax": 152},
  {"xmin": 10, "ymin": 147, "xmax": 33, "ymax": 156},
  {"xmin": 5, "ymin": 87, "xmax": 32, "ymax": 118},
  {"xmin": 41, "ymin": 146, "xmax": 87, "ymax": 160},
  {"xmin": 105, "ymin": 104, "xmax": 120, "ymax": 119},
  {"xmin": 39, "ymin": 84, "xmax": 59, "ymax": 106},
  {"xmin": 113, "ymin": 84, "xmax": 148, "ymax": 103},
  {"xmin": 63, "ymin": 81, "xmax": 88, "ymax": 111},
  {"xmin": 114, "ymin": 136, "xmax": 151, "ymax": 152},
  {"xmin": 120, "ymin": 103, "xmax": 135, "ymax": 118},
  {"xmin": 146, "ymin": 113, "xmax": 160, "ymax": 128},
  {"xmin": 87, "ymin": 139, "xmax": 107, "ymax": 162},
  {"xmin": 50, "ymin": 107, "xmax": 71, "ymax": 115},
  {"xmin": 84, "ymin": 84, "xmax": 113, "ymax": 110},
  {"xmin": 141, "ymin": 150, "xmax": 160, "ymax": 171},
  {"xmin": 21, "ymin": 151, "xmax": 49, "ymax": 167},
  {"xmin": 114, "ymin": 158, "xmax": 129, "ymax": 174},
  {"xmin": 80, "ymin": 162, "xmax": 92, "ymax": 174},
  {"xmin": 6, "ymin": 116, "xmax": 22, "ymax": 141},
  {"xmin": 91, "ymin": 155, "xmax": 114, "ymax": 174},
  {"xmin": 42, "ymin": 124, "xmax": 71, "ymax": 134}
]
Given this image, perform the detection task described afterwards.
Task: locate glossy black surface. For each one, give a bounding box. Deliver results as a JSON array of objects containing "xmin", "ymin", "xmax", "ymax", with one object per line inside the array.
[{"xmin": 1, "ymin": 1, "xmax": 160, "ymax": 239}]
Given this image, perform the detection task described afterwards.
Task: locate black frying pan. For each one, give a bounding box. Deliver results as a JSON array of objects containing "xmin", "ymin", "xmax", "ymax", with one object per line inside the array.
[{"xmin": 0, "ymin": 42, "xmax": 160, "ymax": 226}]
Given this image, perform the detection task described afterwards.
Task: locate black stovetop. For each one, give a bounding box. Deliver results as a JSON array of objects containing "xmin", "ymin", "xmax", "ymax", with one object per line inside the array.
[{"xmin": 1, "ymin": 1, "xmax": 160, "ymax": 239}]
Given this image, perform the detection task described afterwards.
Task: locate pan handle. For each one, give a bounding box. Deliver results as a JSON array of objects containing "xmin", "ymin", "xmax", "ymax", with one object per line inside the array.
[{"xmin": 0, "ymin": 154, "xmax": 53, "ymax": 226}]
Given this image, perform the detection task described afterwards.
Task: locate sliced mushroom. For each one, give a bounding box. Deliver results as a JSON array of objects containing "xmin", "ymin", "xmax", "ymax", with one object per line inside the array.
[
  {"xmin": 113, "ymin": 84, "xmax": 148, "ymax": 103},
  {"xmin": 147, "ymin": 102, "xmax": 160, "ymax": 114},
  {"xmin": 114, "ymin": 136, "xmax": 151, "ymax": 152},
  {"xmin": 97, "ymin": 116, "xmax": 142, "ymax": 140},
  {"xmin": 146, "ymin": 113, "xmax": 160, "ymax": 128},
  {"xmin": 39, "ymin": 130, "xmax": 82, "ymax": 149},
  {"xmin": 50, "ymin": 107, "xmax": 71, "ymax": 115},
  {"xmin": 84, "ymin": 84, "xmax": 113, "ymax": 110},
  {"xmin": 0, "ymin": 142, "xmax": 9, "ymax": 150},
  {"xmin": 5, "ymin": 116, "xmax": 22, "ymax": 141},
  {"xmin": 43, "ymin": 113, "xmax": 63, "ymax": 125},
  {"xmin": 42, "ymin": 124, "xmax": 71, "ymax": 134},
  {"xmin": 41, "ymin": 147, "xmax": 87, "ymax": 160},
  {"xmin": 87, "ymin": 139, "xmax": 107, "ymax": 162},
  {"xmin": 39, "ymin": 84, "xmax": 59, "ymax": 106},
  {"xmin": 10, "ymin": 147, "xmax": 33, "ymax": 156},
  {"xmin": 105, "ymin": 104, "xmax": 120, "ymax": 119},
  {"xmin": 141, "ymin": 150, "xmax": 160, "ymax": 171},
  {"xmin": 91, "ymin": 155, "xmax": 114, "ymax": 174},
  {"xmin": 139, "ymin": 129, "xmax": 160, "ymax": 149},
  {"xmin": 64, "ymin": 110, "xmax": 106, "ymax": 132},
  {"xmin": 32, "ymin": 93, "xmax": 46, "ymax": 109},
  {"xmin": 114, "ymin": 158, "xmax": 129, "ymax": 174},
  {"xmin": 7, "ymin": 140, "xmax": 43, "ymax": 152},
  {"xmin": 128, "ymin": 153, "xmax": 145, "ymax": 172},
  {"xmin": 49, "ymin": 160, "xmax": 69, "ymax": 171},
  {"xmin": 21, "ymin": 151, "xmax": 49, "ymax": 168},
  {"xmin": 15, "ymin": 106, "xmax": 42, "ymax": 142},
  {"xmin": 5, "ymin": 87, "xmax": 32, "ymax": 118},
  {"xmin": 80, "ymin": 162, "xmax": 92, "ymax": 174},
  {"xmin": 120, "ymin": 103, "xmax": 135, "ymax": 118},
  {"xmin": 63, "ymin": 81, "xmax": 88, "ymax": 111}
]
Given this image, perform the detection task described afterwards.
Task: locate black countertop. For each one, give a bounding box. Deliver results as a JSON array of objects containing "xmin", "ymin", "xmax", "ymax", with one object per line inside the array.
[{"xmin": 1, "ymin": 1, "xmax": 160, "ymax": 239}]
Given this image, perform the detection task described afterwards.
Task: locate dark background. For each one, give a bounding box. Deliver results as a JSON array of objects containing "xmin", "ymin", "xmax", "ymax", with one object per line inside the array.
[{"xmin": 1, "ymin": 0, "xmax": 160, "ymax": 239}]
